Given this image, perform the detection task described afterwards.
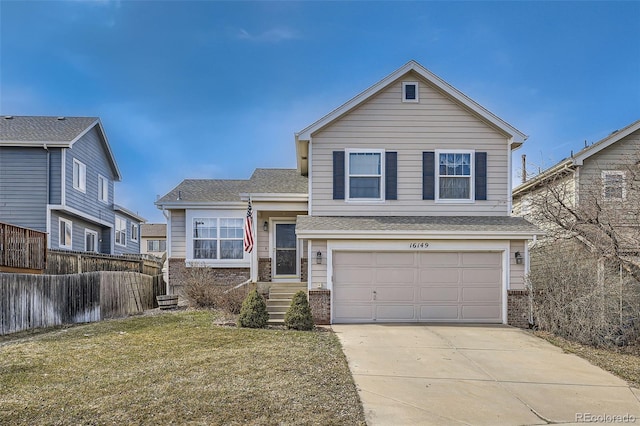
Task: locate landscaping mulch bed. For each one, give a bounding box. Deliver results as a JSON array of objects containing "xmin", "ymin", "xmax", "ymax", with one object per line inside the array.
[{"xmin": 0, "ymin": 310, "xmax": 366, "ymax": 425}]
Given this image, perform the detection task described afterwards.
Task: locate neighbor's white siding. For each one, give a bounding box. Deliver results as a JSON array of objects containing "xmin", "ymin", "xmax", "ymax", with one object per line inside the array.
[
  {"xmin": 170, "ymin": 209, "xmax": 186, "ymax": 257},
  {"xmin": 310, "ymin": 71, "xmax": 512, "ymax": 216}
]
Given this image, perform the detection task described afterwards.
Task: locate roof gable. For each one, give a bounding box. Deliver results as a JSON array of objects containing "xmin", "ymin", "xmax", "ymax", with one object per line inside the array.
[
  {"xmin": 0, "ymin": 116, "xmax": 122, "ymax": 181},
  {"xmin": 572, "ymin": 119, "xmax": 640, "ymax": 166}
]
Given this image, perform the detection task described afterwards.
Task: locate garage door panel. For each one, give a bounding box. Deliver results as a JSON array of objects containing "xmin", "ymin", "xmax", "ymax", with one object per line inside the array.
[
  {"xmin": 463, "ymin": 287, "xmax": 501, "ymax": 302},
  {"xmin": 418, "ymin": 268, "xmax": 459, "ymax": 284},
  {"xmin": 376, "ymin": 268, "xmax": 415, "ymax": 285},
  {"xmin": 462, "ymin": 269, "xmax": 501, "ymax": 284},
  {"xmin": 419, "ymin": 305, "xmax": 459, "ymax": 320},
  {"xmin": 420, "ymin": 287, "xmax": 459, "ymax": 302},
  {"xmin": 376, "ymin": 287, "xmax": 415, "ymax": 302},
  {"xmin": 334, "ymin": 287, "xmax": 372, "ymax": 302},
  {"xmin": 375, "ymin": 252, "xmax": 416, "ymax": 266},
  {"xmin": 334, "ymin": 267, "xmax": 373, "ymax": 284},
  {"xmin": 333, "ymin": 252, "xmax": 373, "ymax": 266},
  {"xmin": 461, "ymin": 305, "xmax": 501, "ymax": 320},
  {"xmin": 376, "ymin": 305, "xmax": 415, "ymax": 321},
  {"xmin": 334, "ymin": 304, "xmax": 374, "ymax": 321},
  {"xmin": 462, "ymin": 252, "xmax": 501, "ymax": 267},
  {"xmin": 419, "ymin": 252, "xmax": 459, "ymax": 266}
]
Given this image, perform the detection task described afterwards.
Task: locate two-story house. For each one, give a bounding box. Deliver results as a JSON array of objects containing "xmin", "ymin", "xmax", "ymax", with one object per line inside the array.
[
  {"xmin": 141, "ymin": 223, "xmax": 167, "ymax": 258},
  {"xmin": 0, "ymin": 116, "xmax": 145, "ymax": 254},
  {"xmin": 157, "ymin": 61, "xmax": 541, "ymax": 325}
]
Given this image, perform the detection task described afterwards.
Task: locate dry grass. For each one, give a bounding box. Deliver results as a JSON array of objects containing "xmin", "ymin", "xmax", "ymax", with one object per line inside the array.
[
  {"xmin": 536, "ymin": 331, "xmax": 640, "ymax": 387},
  {"xmin": 0, "ymin": 310, "xmax": 365, "ymax": 425}
]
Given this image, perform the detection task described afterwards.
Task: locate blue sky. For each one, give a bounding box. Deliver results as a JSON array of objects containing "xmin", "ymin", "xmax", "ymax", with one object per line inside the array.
[{"xmin": 1, "ymin": 1, "xmax": 639, "ymax": 223}]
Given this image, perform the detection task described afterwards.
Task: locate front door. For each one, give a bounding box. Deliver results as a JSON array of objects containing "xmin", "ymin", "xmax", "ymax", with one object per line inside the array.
[{"xmin": 274, "ymin": 223, "xmax": 297, "ymax": 277}]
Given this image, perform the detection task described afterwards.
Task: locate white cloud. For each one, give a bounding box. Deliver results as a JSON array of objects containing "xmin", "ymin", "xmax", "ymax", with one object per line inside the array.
[{"xmin": 236, "ymin": 27, "xmax": 299, "ymax": 43}]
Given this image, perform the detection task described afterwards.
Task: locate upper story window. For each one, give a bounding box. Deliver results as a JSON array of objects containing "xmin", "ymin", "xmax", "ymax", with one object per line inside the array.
[
  {"xmin": 73, "ymin": 159, "xmax": 86, "ymax": 192},
  {"xmin": 193, "ymin": 218, "xmax": 244, "ymax": 260},
  {"xmin": 402, "ymin": 81, "xmax": 419, "ymax": 103},
  {"xmin": 347, "ymin": 150, "xmax": 384, "ymax": 200},
  {"xmin": 131, "ymin": 223, "xmax": 139, "ymax": 242},
  {"xmin": 602, "ymin": 170, "xmax": 626, "ymax": 201},
  {"xmin": 59, "ymin": 218, "xmax": 72, "ymax": 249},
  {"xmin": 98, "ymin": 175, "xmax": 109, "ymax": 203},
  {"xmin": 115, "ymin": 216, "xmax": 127, "ymax": 246},
  {"xmin": 437, "ymin": 151, "xmax": 474, "ymax": 201},
  {"xmin": 147, "ymin": 239, "xmax": 167, "ymax": 252}
]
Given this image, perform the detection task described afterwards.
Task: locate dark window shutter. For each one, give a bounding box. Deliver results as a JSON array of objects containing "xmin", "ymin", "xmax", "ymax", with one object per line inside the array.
[
  {"xmin": 423, "ymin": 152, "xmax": 435, "ymax": 200},
  {"xmin": 475, "ymin": 152, "xmax": 487, "ymax": 201},
  {"xmin": 385, "ymin": 152, "xmax": 397, "ymax": 200},
  {"xmin": 333, "ymin": 151, "xmax": 345, "ymax": 200}
]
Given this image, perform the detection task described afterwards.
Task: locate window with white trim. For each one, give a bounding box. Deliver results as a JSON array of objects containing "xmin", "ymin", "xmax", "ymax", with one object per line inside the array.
[
  {"xmin": 147, "ymin": 239, "xmax": 167, "ymax": 252},
  {"xmin": 85, "ymin": 229, "xmax": 98, "ymax": 252},
  {"xmin": 59, "ymin": 218, "xmax": 72, "ymax": 249},
  {"xmin": 73, "ymin": 159, "xmax": 86, "ymax": 192},
  {"xmin": 602, "ymin": 170, "xmax": 626, "ymax": 201},
  {"xmin": 131, "ymin": 223, "xmax": 139, "ymax": 242},
  {"xmin": 98, "ymin": 175, "xmax": 109, "ymax": 203},
  {"xmin": 193, "ymin": 218, "xmax": 243, "ymax": 260},
  {"xmin": 437, "ymin": 151, "xmax": 473, "ymax": 200},
  {"xmin": 402, "ymin": 81, "xmax": 419, "ymax": 102},
  {"xmin": 347, "ymin": 150, "xmax": 384, "ymax": 200},
  {"xmin": 115, "ymin": 216, "xmax": 127, "ymax": 246}
]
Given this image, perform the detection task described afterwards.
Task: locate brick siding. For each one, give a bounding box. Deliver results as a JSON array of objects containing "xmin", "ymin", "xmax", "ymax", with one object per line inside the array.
[
  {"xmin": 258, "ymin": 257, "xmax": 272, "ymax": 282},
  {"xmin": 508, "ymin": 290, "xmax": 531, "ymax": 328},
  {"xmin": 309, "ymin": 289, "xmax": 331, "ymax": 325},
  {"xmin": 167, "ymin": 258, "xmax": 249, "ymax": 296}
]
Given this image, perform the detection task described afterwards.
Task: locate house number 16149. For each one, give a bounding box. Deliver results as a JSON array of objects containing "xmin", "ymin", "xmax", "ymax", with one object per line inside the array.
[{"xmin": 409, "ymin": 242, "xmax": 429, "ymax": 249}]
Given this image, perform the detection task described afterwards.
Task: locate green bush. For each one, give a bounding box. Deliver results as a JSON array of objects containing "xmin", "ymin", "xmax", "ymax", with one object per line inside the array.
[
  {"xmin": 284, "ymin": 291, "xmax": 314, "ymax": 331},
  {"xmin": 238, "ymin": 289, "xmax": 269, "ymax": 328}
]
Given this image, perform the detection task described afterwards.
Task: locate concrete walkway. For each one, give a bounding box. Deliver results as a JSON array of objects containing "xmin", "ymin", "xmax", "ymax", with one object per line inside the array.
[{"xmin": 333, "ymin": 324, "xmax": 640, "ymax": 426}]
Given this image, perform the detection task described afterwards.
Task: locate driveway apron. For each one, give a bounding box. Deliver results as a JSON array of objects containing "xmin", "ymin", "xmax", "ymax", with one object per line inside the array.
[{"xmin": 333, "ymin": 324, "xmax": 640, "ymax": 426}]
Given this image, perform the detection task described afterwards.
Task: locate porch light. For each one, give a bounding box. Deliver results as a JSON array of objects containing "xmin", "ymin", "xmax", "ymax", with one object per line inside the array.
[
  {"xmin": 263, "ymin": 221, "xmax": 268, "ymax": 232},
  {"xmin": 316, "ymin": 251, "xmax": 322, "ymax": 264},
  {"xmin": 515, "ymin": 251, "xmax": 523, "ymax": 265}
]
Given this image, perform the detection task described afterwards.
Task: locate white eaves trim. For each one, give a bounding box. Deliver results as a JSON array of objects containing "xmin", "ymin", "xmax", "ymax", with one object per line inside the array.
[
  {"xmin": 295, "ymin": 60, "xmax": 528, "ymax": 145},
  {"xmin": 295, "ymin": 230, "xmax": 543, "ymax": 240},
  {"xmin": 239, "ymin": 193, "xmax": 309, "ymax": 202},
  {"xmin": 572, "ymin": 119, "xmax": 640, "ymax": 166},
  {"xmin": 48, "ymin": 204, "xmax": 113, "ymax": 228}
]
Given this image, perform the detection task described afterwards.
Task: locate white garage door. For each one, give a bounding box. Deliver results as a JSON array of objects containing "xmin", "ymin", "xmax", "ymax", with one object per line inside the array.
[{"xmin": 333, "ymin": 251, "xmax": 502, "ymax": 323}]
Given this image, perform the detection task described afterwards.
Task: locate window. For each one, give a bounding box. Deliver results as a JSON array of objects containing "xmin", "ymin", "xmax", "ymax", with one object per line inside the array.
[
  {"xmin": 437, "ymin": 151, "xmax": 473, "ymax": 200},
  {"xmin": 85, "ymin": 229, "xmax": 98, "ymax": 252},
  {"xmin": 147, "ymin": 239, "xmax": 167, "ymax": 252},
  {"xmin": 402, "ymin": 81, "xmax": 419, "ymax": 102},
  {"xmin": 115, "ymin": 216, "xmax": 127, "ymax": 246},
  {"xmin": 347, "ymin": 150, "xmax": 383, "ymax": 200},
  {"xmin": 131, "ymin": 223, "xmax": 139, "ymax": 242},
  {"xmin": 59, "ymin": 218, "xmax": 72, "ymax": 249},
  {"xmin": 193, "ymin": 218, "xmax": 244, "ymax": 260},
  {"xmin": 73, "ymin": 159, "xmax": 86, "ymax": 192},
  {"xmin": 602, "ymin": 171, "xmax": 626, "ymax": 200},
  {"xmin": 98, "ymin": 175, "xmax": 109, "ymax": 203}
]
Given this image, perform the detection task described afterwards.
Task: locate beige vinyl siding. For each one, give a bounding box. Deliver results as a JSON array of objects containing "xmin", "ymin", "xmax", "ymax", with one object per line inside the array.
[
  {"xmin": 510, "ymin": 240, "xmax": 526, "ymax": 290},
  {"xmin": 256, "ymin": 212, "xmax": 269, "ymax": 258},
  {"xmin": 311, "ymin": 240, "xmax": 327, "ymax": 288},
  {"xmin": 310, "ymin": 72, "xmax": 512, "ymax": 216},
  {"xmin": 170, "ymin": 209, "xmax": 186, "ymax": 257}
]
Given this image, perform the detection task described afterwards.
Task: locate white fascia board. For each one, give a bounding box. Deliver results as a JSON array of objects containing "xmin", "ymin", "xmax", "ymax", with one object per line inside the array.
[
  {"xmin": 295, "ymin": 230, "xmax": 543, "ymax": 240},
  {"xmin": 0, "ymin": 141, "xmax": 71, "ymax": 148},
  {"xmin": 295, "ymin": 60, "xmax": 527, "ymax": 144},
  {"xmin": 239, "ymin": 193, "xmax": 308, "ymax": 202},
  {"xmin": 155, "ymin": 201, "xmax": 246, "ymax": 210},
  {"xmin": 572, "ymin": 120, "xmax": 640, "ymax": 166},
  {"xmin": 512, "ymin": 159, "xmax": 574, "ymax": 197},
  {"xmin": 49, "ymin": 204, "xmax": 113, "ymax": 227}
]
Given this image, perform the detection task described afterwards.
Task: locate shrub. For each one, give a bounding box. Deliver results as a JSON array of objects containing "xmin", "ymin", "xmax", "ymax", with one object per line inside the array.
[
  {"xmin": 284, "ymin": 291, "xmax": 314, "ymax": 331},
  {"xmin": 182, "ymin": 265, "xmax": 248, "ymax": 314},
  {"xmin": 238, "ymin": 289, "xmax": 269, "ymax": 328}
]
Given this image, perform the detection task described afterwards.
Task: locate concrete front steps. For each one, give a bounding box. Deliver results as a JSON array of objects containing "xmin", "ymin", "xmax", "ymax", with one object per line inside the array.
[{"xmin": 265, "ymin": 282, "xmax": 306, "ymax": 324}]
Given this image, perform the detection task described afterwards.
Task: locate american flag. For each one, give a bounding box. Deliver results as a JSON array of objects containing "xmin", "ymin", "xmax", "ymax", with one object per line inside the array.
[{"xmin": 244, "ymin": 200, "xmax": 254, "ymax": 253}]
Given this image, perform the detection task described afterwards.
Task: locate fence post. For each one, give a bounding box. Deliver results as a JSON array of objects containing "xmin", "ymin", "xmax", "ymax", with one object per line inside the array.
[{"xmin": 77, "ymin": 254, "xmax": 83, "ymax": 273}]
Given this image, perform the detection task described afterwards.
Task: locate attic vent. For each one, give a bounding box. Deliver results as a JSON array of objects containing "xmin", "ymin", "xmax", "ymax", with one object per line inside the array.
[
  {"xmin": 57, "ymin": 117, "xmax": 66, "ymax": 120},
  {"xmin": 4, "ymin": 116, "xmax": 13, "ymax": 119}
]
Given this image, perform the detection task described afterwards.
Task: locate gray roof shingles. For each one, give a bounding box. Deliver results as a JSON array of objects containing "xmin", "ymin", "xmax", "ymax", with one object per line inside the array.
[
  {"xmin": 0, "ymin": 116, "xmax": 98, "ymax": 144},
  {"xmin": 296, "ymin": 215, "xmax": 541, "ymax": 234},
  {"xmin": 157, "ymin": 168, "xmax": 308, "ymax": 204}
]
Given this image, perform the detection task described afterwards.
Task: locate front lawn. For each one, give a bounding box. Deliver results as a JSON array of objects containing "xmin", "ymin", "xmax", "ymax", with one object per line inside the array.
[{"xmin": 0, "ymin": 310, "xmax": 365, "ymax": 425}]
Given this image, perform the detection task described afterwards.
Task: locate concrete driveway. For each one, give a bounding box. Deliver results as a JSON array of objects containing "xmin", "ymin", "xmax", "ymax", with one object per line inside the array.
[{"xmin": 333, "ymin": 324, "xmax": 640, "ymax": 425}]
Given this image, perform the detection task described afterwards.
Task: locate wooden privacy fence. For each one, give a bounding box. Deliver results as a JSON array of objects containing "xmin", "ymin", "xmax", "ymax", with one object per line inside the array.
[
  {"xmin": 0, "ymin": 271, "xmax": 166, "ymax": 335},
  {"xmin": 0, "ymin": 222, "xmax": 47, "ymax": 273},
  {"xmin": 46, "ymin": 250, "xmax": 163, "ymax": 276}
]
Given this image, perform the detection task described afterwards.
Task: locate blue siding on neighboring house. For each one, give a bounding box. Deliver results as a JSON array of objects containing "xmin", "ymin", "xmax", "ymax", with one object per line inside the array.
[
  {"xmin": 49, "ymin": 148, "xmax": 62, "ymax": 204},
  {"xmin": 113, "ymin": 215, "xmax": 142, "ymax": 255},
  {"xmin": 0, "ymin": 147, "xmax": 48, "ymax": 231},
  {"xmin": 50, "ymin": 210, "xmax": 112, "ymax": 253},
  {"xmin": 64, "ymin": 127, "xmax": 116, "ymax": 224}
]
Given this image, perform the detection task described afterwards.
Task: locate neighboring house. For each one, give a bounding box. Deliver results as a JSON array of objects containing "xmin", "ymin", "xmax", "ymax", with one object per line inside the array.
[
  {"xmin": 0, "ymin": 116, "xmax": 144, "ymax": 254},
  {"xmin": 141, "ymin": 223, "xmax": 167, "ymax": 258},
  {"xmin": 157, "ymin": 61, "xmax": 541, "ymax": 325},
  {"xmin": 513, "ymin": 118, "xmax": 640, "ymax": 251}
]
